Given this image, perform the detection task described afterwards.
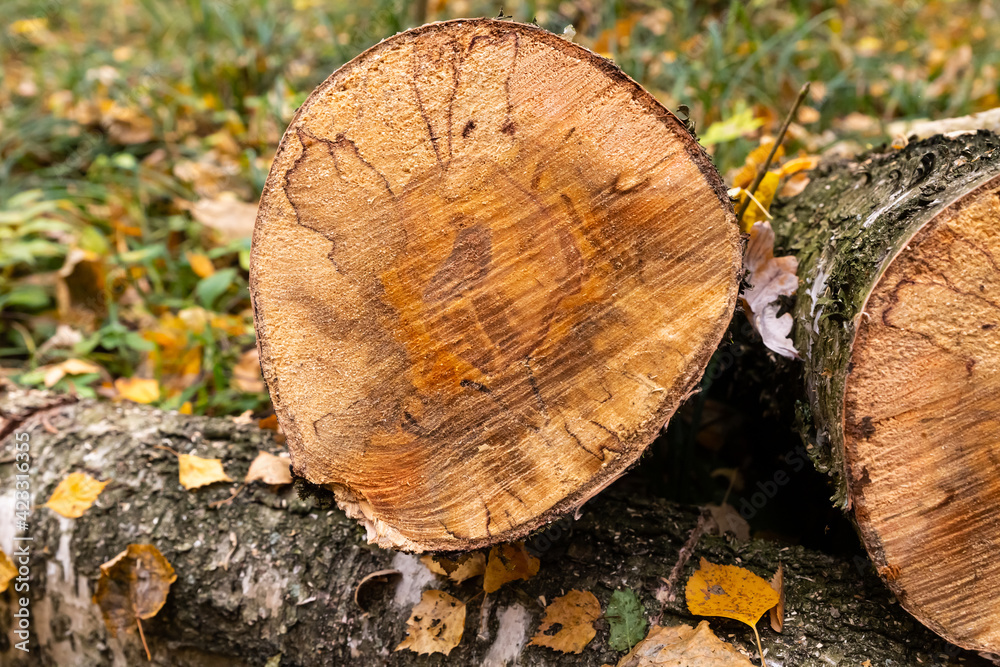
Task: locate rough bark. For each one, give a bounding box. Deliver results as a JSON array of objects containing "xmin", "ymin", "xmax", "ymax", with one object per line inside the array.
[
  {"xmin": 1, "ymin": 385, "xmax": 990, "ymax": 666},
  {"xmin": 249, "ymin": 18, "xmax": 741, "ymax": 552},
  {"xmin": 770, "ymin": 130, "xmax": 1000, "ymax": 654}
]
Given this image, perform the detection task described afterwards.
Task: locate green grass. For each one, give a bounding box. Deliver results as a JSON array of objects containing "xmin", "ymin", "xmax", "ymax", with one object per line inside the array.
[{"xmin": 1, "ymin": 0, "xmax": 997, "ymax": 415}]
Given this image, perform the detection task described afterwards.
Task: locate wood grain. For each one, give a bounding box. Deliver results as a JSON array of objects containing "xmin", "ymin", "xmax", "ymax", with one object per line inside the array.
[
  {"xmin": 250, "ymin": 19, "xmax": 740, "ymax": 551},
  {"xmin": 845, "ymin": 173, "xmax": 1000, "ymax": 652}
]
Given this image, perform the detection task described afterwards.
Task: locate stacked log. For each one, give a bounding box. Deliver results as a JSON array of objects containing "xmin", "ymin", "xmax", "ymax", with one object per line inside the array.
[{"xmin": 770, "ymin": 130, "xmax": 1000, "ymax": 654}]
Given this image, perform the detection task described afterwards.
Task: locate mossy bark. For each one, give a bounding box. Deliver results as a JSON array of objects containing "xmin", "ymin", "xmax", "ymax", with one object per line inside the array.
[
  {"xmin": 0, "ymin": 384, "xmax": 989, "ymax": 666},
  {"xmin": 770, "ymin": 130, "xmax": 1000, "ymax": 507}
]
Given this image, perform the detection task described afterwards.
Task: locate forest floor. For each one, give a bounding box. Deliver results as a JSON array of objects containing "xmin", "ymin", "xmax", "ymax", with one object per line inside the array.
[{"xmin": 1, "ymin": 0, "xmax": 998, "ymax": 564}]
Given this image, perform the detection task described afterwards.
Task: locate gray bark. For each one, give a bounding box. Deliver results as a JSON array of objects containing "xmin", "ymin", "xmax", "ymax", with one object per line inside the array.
[{"xmin": 0, "ymin": 383, "xmax": 989, "ymax": 666}]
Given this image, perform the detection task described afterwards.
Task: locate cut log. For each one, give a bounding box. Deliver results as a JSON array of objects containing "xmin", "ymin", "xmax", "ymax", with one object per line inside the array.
[
  {"xmin": 0, "ymin": 386, "xmax": 990, "ymax": 666},
  {"xmin": 771, "ymin": 130, "xmax": 1000, "ymax": 654},
  {"xmin": 250, "ymin": 19, "xmax": 741, "ymax": 552}
]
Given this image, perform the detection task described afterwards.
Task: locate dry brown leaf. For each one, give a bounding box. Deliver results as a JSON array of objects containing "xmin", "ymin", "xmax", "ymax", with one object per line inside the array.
[
  {"xmin": 232, "ymin": 348, "xmax": 264, "ymax": 393},
  {"xmin": 769, "ymin": 563, "xmax": 785, "ymax": 633},
  {"xmin": 779, "ymin": 172, "xmax": 811, "ymax": 198},
  {"xmin": 616, "ymin": 621, "xmax": 754, "ymax": 667},
  {"xmin": 245, "ymin": 451, "xmax": 293, "ymax": 485},
  {"xmin": 93, "ymin": 544, "xmax": 177, "ymax": 659},
  {"xmin": 258, "ymin": 414, "xmax": 280, "ymax": 431},
  {"xmin": 101, "ymin": 103, "xmax": 154, "ymax": 144},
  {"xmin": 395, "ymin": 589, "xmax": 466, "ymax": 656},
  {"xmin": 705, "ymin": 503, "xmax": 750, "ymax": 542},
  {"xmin": 420, "ymin": 552, "xmax": 486, "ymax": 583},
  {"xmin": 114, "ymin": 377, "xmax": 161, "ymax": 404},
  {"xmin": 742, "ymin": 220, "xmax": 799, "ymax": 359},
  {"xmin": 232, "ymin": 409, "xmax": 255, "ymax": 425},
  {"xmin": 835, "ymin": 111, "xmax": 882, "ymax": 136},
  {"xmin": 0, "ymin": 549, "xmax": 16, "ymax": 593},
  {"xmin": 354, "ymin": 568, "xmax": 402, "ymax": 612},
  {"xmin": 178, "ymin": 453, "xmax": 232, "ymax": 490},
  {"xmin": 45, "ymin": 471, "xmax": 109, "ymax": 518},
  {"xmin": 796, "ymin": 106, "xmax": 821, "ymax": 124},
  {"xmin": 190, "ymin": 193, "xmax": 258, "ymax": 243},
  {"xmin": 483, "ymin": 541, "xmax": 540, "ymax": 593},
  {"xmin": 530, "ymin": 589, "xmax": 601, "ymax": 654},
  {"xmin": 42, "ymin": 358, "xmax": 103, "ymax": 388}
]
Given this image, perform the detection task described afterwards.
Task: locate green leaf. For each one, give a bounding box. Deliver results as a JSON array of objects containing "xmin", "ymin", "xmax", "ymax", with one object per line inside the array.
[
  {"xmin": 605, "ymin": 588, "xmax": 647, "ymax": 652},
  {"xmin": 123, "ymin": 331, "xmax": 155, "ymax": 352},
  {"xmin": 699, "ymin": 106, "xmax": 764, "ymax": 147},
  {"xmin": 16, "ymin": 367, "xmax": 49, "ymax": 386},
  {"xmin": 116, "ymin": 244, "xmax": 166, "ymax": 265},
  {"xmin": 195, "ymin": 267, "xmax": 237, "ymax": 308},
  {"xmin": 1, "ymin": 285, "xmax": 52, "ymax": 310}
]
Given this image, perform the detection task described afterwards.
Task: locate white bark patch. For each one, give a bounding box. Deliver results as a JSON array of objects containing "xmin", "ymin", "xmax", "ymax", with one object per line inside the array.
[
  {"xmin": 35, "ymin": 516, "xmax": 127, "ymax": 666},
  {"xmin": 482, "ymin": 603, "xmax": 531, "ymax": 667},
  {"xmin": 391, "ymin": 552, "xmax": 436, "ymax": 608},
  {"xmin": 239, "ymin": 562, "xmax": 291, "ymax": 624},
  {"xmin": 54, "ymin": 515, "xmax": 75, "ymax": 583},
  {"xmin": 806, "ymin": 262, "xmax": 829, "ymax": 336}
]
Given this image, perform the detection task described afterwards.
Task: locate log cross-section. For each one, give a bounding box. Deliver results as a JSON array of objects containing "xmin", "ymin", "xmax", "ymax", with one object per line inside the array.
[{"xmin": 250, "ymin": 19, "xmax": 740, "ymax": 552}]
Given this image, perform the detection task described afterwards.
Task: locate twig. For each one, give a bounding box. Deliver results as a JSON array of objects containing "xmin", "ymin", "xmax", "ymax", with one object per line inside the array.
[
  {"xmin": 210, "ymin": 482, "xmax": 246, "ymax": 508},
  {"xmin": 658, "ymin": 513, "xmax": 709, "ymax": 605},
  {"xmin": 153, "ymin": 444, "xmax": 179, "ymax": 457},
  {"xmin": 736, "ymin": 82, "xmax": 811, "ymax": 225}
]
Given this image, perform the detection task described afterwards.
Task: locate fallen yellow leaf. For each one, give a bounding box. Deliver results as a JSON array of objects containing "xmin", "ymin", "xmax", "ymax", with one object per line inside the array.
[
  {"xmin": 185, "ymin": 251, "xmax": 216, "ymax": 278},
  {"xmin": 733, "ymin": 141, "xmax": 785, "ymax": 190},
  {"xmin": 45, "ymin": 471, "xmax": 109, "ymax": 518},
  {"xmin": 395, "ymin": 589, "xmax": 466, "ymax": 656},
  {"xmin": 615, "ymin": 621, "xmax": 754, "ymax": 666},
  {"xmin": 686, "ymin": 558, "xmax": 779, "ymax": 627},
  {"xmin": 685, "ymin": 558, "xmax": 779, "ymax": 666},
  {"xmin": 178, "ymin": 453, "xmax": 232, "ymax": 490},
  {"xmin": 778, "ymin": 156, "xmax": 819, "ymax": 177},
  {"xmin": 190, "ymin": 193, "xmax": 258, "ymax": 243},
  {"xmin": 421, "ymin": 552, "xmax": 486, "ymax": 584},
  {"xmin": 114, "ymin": 377, "xmax": 160, "ymax": 404},
  {"xmin": 530, "ymin": 589, "xmax": 601, "ymax": 654},
  {"xmin": 483, "ymin": 541, "xmax": 540, "ymax": 593},
  {"xmin": 738, "ymin": 171, "xmax": 780, "ymax": 232},
  {"xmin": 245, "ymin": 451, "xmax": 293, "ymax": 485},
  {"xmin": 0, "ymin": 549, "xmax": 16, "ymax": 593}
]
